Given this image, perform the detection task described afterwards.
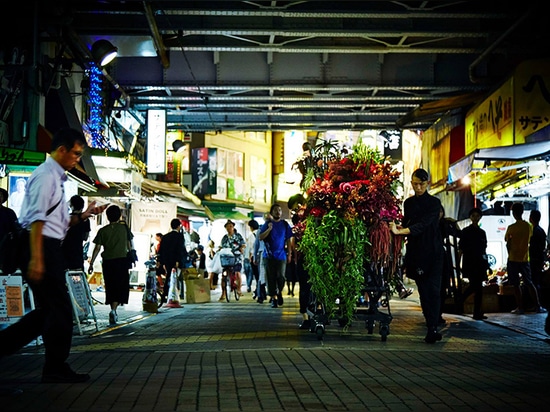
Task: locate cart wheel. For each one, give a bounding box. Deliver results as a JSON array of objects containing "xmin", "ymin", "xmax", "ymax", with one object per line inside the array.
[
  {"xmin": 380, "ymin": 298, "xmax": 388, "ymax": 308},
  {"xmin": 380, "ymin": 324, "xmax": 389, "ymax": 341},
  {"xmin": 315, "ymin": 325, "xmax": 324, "ymax": 340},
  {"xmin": 366, "ymin": 320, "xmax": 374, "ymax": 334}
]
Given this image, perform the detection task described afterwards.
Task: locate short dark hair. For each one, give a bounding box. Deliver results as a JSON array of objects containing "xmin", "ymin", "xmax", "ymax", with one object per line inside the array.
[
  {"xmin": 170, "ymin": 218, "xmax": 181, "ymax": 229},
  {"xmin": 270, "ymin": 203, "xmax": 281, "ymax": 214},
  {"xmin": 248, "ymin": 219, "xmax": 259, "ymax": 230},
  {"xmin": 0, "ymin": 188, "xmax": 8, "ymax": 204},
  {"xmin": 530, "ymin": 209, "xmax": 541, "ymax": 223},
  {"xmin": 106, "ymin": 205, "xmax": 121, "ymax": 223},
  {"xmin": 51, "ymin": 128, "xmax": 87, "ymax": 152},
  {"xmin": 469, "ymin": 207, "xmax": 483, "ymax": 217},
  {"xmin": 511, "ymin": 202, "xmax": 524, "ymax": 217},
  {"xmin": 412, "ymin": 168, "xmax": 429, "ymax": 181},
  {"xmin": 70, "ymin": 195, "xmax": 85, "ymax": 211}
]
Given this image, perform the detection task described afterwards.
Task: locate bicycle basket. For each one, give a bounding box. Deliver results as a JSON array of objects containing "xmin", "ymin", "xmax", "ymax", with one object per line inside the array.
[{"xmin": 220, "ymin": 254, "xmax": 237, "ymax": 267}]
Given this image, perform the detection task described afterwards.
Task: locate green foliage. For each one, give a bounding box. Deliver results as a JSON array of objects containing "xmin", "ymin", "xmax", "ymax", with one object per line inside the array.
[
  {"xmin": 349, "ymin": 139, "xmax": 384, "ymax": 165},
  {"xmin": 299, "ymin": 211, "xmax": 368, "ymax": 324}
]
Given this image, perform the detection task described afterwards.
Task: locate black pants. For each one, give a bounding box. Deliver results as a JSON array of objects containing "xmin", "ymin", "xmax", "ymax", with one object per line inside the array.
[
  {"xmin": 265, "ymin": 258, "xmax": 286, "ymax": 297},
  {"xmin": 0, "ymin": 237, "xmax": 73, "ymax": 373},
  {"xmin": 462, "ymin": 278, "xmax": 484, "ymax": 317},
  {"xmin": 414, "ymin": 256, "xmax": 443, "ymax": 330}
]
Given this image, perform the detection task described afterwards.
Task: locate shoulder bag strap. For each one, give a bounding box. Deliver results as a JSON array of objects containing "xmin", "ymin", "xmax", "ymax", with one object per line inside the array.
[{"xmin": 46, "ymin": 197, "xmax": 63, "ymax": 216}]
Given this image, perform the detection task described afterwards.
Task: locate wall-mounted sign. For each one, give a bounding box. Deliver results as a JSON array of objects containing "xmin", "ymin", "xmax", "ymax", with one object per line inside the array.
[
  {"xmin": 146, "ymin": 109, "xmax": 166, "ymax": 174},
  {"xmin": 191, "ymin": 148, "xmax": 217, "ymax": 195}
]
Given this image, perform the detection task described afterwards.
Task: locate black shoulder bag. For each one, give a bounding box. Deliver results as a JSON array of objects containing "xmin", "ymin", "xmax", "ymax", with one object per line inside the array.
[
  {"xmin": 0, "ymin": 197, "xmax": 62, "ymax": 275},
  {"xmin": 124, "ymin": 223, "xmax": 138, "ymax": 269}
]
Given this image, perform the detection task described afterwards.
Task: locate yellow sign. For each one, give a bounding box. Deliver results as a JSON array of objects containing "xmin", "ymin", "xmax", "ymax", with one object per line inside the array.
[
  {"xmin": 465, "ymin": 77, "xmax": 513, "ymax": 153},
  {"xmin": 465, "ymin": 59, "xmax": 550, "ymax": 153},
  {"xmin": 514, "ymin": 59, "xmax": 550, "ymax": 143}
]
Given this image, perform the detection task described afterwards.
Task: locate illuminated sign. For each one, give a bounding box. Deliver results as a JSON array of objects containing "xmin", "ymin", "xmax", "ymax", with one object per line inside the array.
[
  {"xmin": 465, "ymin": 77, "xmax": 513, "ymax": 153},
  {"xmin": 146, "ymin": 109, "xmax": 166, "ymax": 174}
]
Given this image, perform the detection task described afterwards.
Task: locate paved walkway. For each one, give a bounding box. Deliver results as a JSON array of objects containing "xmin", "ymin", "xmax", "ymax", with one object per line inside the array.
[{"xmin": 2, "ymin": 282, "xmax": 550, "ymax": 411}]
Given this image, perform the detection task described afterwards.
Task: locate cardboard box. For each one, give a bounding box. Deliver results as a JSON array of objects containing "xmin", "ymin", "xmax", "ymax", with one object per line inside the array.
[
  {"xmin": 185, "ymin": 277, "xmax": 211, "ymax": 303},
  {"xmin": 183, "ymin": 268, "xmax": 201, "ymax": 280}
]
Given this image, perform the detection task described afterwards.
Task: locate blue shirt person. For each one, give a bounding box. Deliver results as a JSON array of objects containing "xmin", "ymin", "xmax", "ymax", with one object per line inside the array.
[{"xmin": 259, "ymin": 204, "xmax": 294, "ymax": 308}]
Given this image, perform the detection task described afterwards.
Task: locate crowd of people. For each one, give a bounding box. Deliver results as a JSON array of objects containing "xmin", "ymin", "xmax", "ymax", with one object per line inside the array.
[{"xmin": 1, "ymin": 128, "xmax": 550, "ymax": 389}]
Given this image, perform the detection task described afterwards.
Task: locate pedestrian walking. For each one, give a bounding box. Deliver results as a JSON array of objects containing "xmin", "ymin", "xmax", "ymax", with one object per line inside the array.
[
  {"xmin": 219, "ymin": 220, "xmax": 246, "ymax": 300},
  {"xmin": 258, "ymin": 204, "xmax": 294, "ymax": 308},
  {"xmin": 0, "ymin": 127, "xmax": 106, "ymax": 383},
  {"xmin": 504, "ymin": 203, "xmax": 547, "ymax": 314},
  {"xmin": 158, "ymin": 218, "xmax": 188, "ymax": 305},
  {"xmin": 88, "ymin": 205, "xmax": 133, "ymax": 325},
  {"xmin": 459, "ymin": 207, "xmax": 490, "ymax": 320},
  {"xmin": 529, "ymin": 209, "xmax": 547, "ymax": 300},
  {"xmin": 62, "ymin": 195, "xmax": 91, "ymax": 271},
  {"xmin": 390, "ymin": 168, "xmax": 445, "ymax": 343}
]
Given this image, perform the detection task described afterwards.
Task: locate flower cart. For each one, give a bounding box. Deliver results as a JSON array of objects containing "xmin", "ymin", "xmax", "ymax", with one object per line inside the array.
[{"xmin": 292, "ymin": 140, "xmax": 403, "ymax": 341}]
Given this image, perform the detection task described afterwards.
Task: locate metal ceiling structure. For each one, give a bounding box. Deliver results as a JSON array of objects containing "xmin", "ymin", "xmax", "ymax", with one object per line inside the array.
[{"xmin": 15, "ymin": 1, "xmax": 550, "ymax": 132}]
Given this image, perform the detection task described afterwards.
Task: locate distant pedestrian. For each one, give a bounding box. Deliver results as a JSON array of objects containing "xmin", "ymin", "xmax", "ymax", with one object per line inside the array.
[
  {"xmin": 88, "ymin": 205, "xmax": 133, "ymax": 325},
  {"xmin": 62, "ymin": 195, "xmax": 91, "ymax": 271},
  {"xmin": 288, "ymin": 194, "xmax": 311, "ymax": 329},
  {"xmin": 253, "ymin": 213, "xmax": 271, "ymax": 304},
  {"xmin": 259, "ymin": 204, "xmax": 294, "ymax": 308},
  {"xmin": 158, "ymin": 218, "xmax": 188, "ymax": 305},
  {"xmin": 529, "ymin": 209, "xmax": 547, "ymax": 299},
  {"xmin": 504, "ymin": 203, "xmax": 547, "ymax": 314},
  {"xmin": 193, "ymin": 244, "xmax": 207, "ymax": 277},
  {"xmin": 206, "ymin": 240, "xmax": 218, "ymax": 290},
  {"xmin": 246, "ymin": 219, "xmax": 260, "ymax": 297},
  {"xmin": 0, "ymin": 187, "xmax": 18, "ymax": 241},
  {"xmin": 0, "ymin": 187, "xmax": 19, "ymax": 274},
  {"xmin": 219, "ymin": 220, "xmax": 246, "ymax": 300},
  {"xmin": 459, "ymin": 207, "xmax": 489, "ymax": 320}
]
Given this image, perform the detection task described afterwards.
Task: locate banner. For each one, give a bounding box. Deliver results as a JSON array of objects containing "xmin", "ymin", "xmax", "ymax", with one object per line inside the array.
[
  {"xmin": 191, "ymin": 148, "xmax": 217, "ymax": 195},
  {"xmin": 130, "ymin": 201, "xmax": 178, "ymax": 236}
]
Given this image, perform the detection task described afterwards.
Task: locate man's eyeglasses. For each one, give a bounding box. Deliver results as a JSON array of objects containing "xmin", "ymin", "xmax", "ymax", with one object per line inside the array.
[{"xmin": 71, "ymin": 149, "xmax": 84, "ymax": 158}]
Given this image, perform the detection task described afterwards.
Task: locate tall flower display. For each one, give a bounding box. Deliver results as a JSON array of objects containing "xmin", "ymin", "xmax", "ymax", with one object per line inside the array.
[{"xmin": 293, "ymin": 140, "xmax": 403, "ymax": 324}]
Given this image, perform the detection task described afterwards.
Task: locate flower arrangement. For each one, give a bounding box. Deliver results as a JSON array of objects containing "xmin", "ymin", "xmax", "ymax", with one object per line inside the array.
[{"xmin": 293, "ymin": 139, "xmax": 403, "ymax": 324}]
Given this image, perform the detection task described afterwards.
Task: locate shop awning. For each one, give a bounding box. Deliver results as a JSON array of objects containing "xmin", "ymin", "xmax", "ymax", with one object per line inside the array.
[
  {"xmin": 141, "ymin": 179, "xmax": 200, "ymax": 205},
  {"xmin": 202, "ymin": 201, "xmax": 253, "ymax": 222},
  {"xmin": 448, "ymin": 140, "xmax": 550, "ymax": 184},
  {"xmin": 396, "ymin": 92, "xmax": 485, "ymax": 128}
]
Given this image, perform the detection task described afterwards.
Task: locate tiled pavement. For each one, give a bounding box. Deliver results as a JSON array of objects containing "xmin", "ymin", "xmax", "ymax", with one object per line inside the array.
[{"xmin": 1, "ymin": 281, "xmax": 549, "ymax": 411}]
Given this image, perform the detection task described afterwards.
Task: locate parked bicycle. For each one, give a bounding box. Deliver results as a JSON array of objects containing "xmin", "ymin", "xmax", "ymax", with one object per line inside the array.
[{"xmin": 219, "ymin": 250, "xmax": 241, "ymax": 302}]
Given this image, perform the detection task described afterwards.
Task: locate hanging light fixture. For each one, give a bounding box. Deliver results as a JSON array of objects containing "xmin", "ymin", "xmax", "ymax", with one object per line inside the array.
[{"xmin": 91, "ymin": 39, "xmax": 118, "ymax": 67}]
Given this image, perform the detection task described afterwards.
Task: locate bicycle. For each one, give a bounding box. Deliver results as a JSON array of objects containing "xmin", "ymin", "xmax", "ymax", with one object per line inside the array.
[{"xmin": 220, "ymin": 252, "xmax": 241, "ymax": 302}]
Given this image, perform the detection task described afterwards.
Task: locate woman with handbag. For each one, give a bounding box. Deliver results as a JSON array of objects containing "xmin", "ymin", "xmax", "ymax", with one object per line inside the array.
[{"xmin": 88, "ymin": 205, "xmax": 132, "ymax": 325}]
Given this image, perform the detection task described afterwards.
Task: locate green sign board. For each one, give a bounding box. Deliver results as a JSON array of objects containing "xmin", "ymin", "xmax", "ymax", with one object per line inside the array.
[{"xmin": 0, "ymin": 147, "xmax": 46, "ymax": 166}]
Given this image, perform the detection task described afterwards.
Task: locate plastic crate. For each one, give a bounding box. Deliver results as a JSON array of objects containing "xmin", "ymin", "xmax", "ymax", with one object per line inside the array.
[{"xmin": 220, "ymin": 254, "xmax": 236, "ymax": 267}]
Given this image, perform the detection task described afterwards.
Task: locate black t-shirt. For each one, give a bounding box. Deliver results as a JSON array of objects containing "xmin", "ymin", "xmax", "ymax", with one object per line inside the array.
[
  {"xmin": 402, "ymin": 191, "xmax": 444, "ymax": 275},
  {"xmin": 529, "ymin": 224, "xmax": 547, "ymax": 262},
  {"xmin": 0, "ymin": 206, "xmax": 18, "ymax": 240},
  {"xmin": 62, "ymin": 217, "xmax": 91, "ymax": 270}
]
